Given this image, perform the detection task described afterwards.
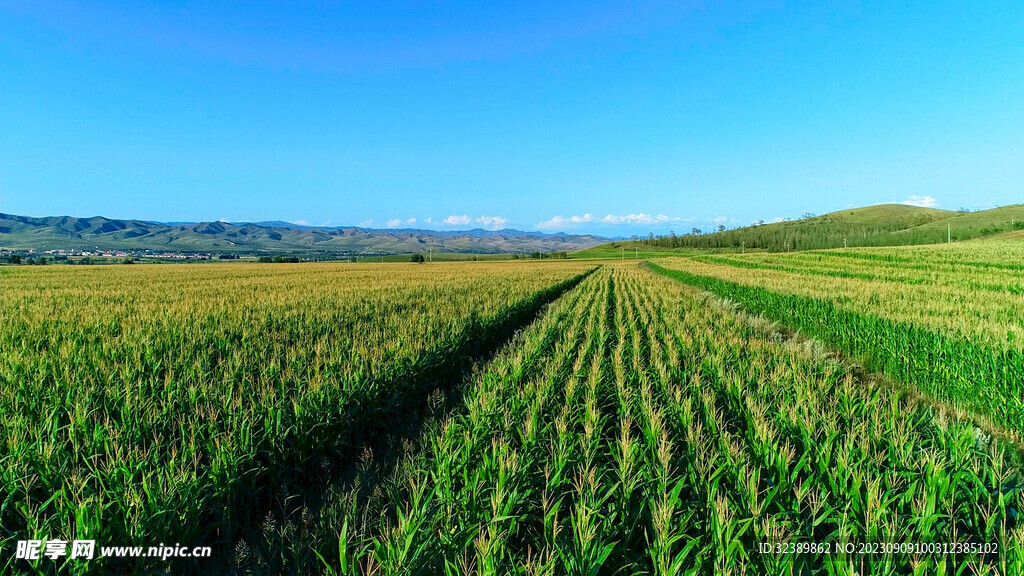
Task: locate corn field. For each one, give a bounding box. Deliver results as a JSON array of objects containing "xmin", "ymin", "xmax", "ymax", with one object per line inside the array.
[
  {"xmin": 652, "ymin": 245, "xmax": 1024, "ymax": 437},
  {"xmin": 674, "ymin": 244, "xmax": 1024, "ymax": 349},
  {"xmin": 320, "ymin": 265, "xmax": 1023, "ymax": 574},
  {"xmin": 0, "ymin": 262, "xmax": 592, "ymax": 574},
  {"xmin": 2, "ymin": 257, "xmax": 1022, "ymax": 574}
]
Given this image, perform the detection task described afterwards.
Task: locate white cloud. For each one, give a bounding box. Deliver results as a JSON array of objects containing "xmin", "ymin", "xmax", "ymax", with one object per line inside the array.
[
  {"xmin": 407, "ymin": 218, "xmax": 417, "ymax": 225},
  {"xmin": 385, "ymin": 219, "xmax": 402, "ymax": 228},
  {"xmin": 601, "ymin": 213, "xmax": 677, "ymax": 226},
  {"xmin": 475, "ymin": 215, "xmax": 507, "ymax": 229},
  {"xmin": 770, "ymin": 217, "xmax": 785, "ymax": 223},
  {"xmin": 536, "ymin": 213, "xmax": 594, "ymax": 229},
  {"xmin": 443, "ymin": 215, "xmax": 472, "ymax": 226},
  {"xmin": 537, "ymin": 212, "xmax": 710, "ymax": 229},
  {"xmin": 900, "ymin": 195, "xmax": 938, "ymax": 208},
  {"xmin": 358, "ymin": 219, "xmax": 374, "ymax": 227},
  {"xmin": 286, "ymin": 218, "xmax": 332, "ymax": 227},
  {"xmin": 535, "ymin": 212, "xmax": 743, "ymax": 230},
  {"xmin": 424, "ymin": 217, "xmax": 433, "ymax": 224},
  {"xmin": 440, "ymin": 214, "xmax": 507, "ymax": 229}
]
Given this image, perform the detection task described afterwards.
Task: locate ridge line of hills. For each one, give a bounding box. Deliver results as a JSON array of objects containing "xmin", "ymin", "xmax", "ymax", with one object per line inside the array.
[
  {"xmin": 3, "ymin": 203, "xmax": 1021, "ymax": 258},
  {"xmin": 0, "ymin": 213, "xmax": 610, "ymax": 256}
]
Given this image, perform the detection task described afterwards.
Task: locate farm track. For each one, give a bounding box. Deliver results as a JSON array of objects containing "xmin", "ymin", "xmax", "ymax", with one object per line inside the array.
[{"xmin": 324, "ymin": 263, "xmax": 1024, "ymax": 574}]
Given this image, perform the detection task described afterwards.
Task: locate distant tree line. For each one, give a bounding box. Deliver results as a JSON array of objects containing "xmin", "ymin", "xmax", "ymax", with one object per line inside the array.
[
  {"xmin": 633, "ymin": 216, "xmax": 1024, "ymax": 252},
  {"xmin": 0, "ymin": 255, "xmax": 65, "ymax": 265},
  {"xmin": 257, "ymin": 256, "xmax": 301, "ymax": 263},
  {"xmin": 0, "ymin": 255, "xmax": 149, "ymax": 265}
]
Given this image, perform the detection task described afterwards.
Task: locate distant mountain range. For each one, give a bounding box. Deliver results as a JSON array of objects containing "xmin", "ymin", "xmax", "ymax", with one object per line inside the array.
[{"xmin": 0, "ymin": 214, "xmax": 610, "ymax": 255}]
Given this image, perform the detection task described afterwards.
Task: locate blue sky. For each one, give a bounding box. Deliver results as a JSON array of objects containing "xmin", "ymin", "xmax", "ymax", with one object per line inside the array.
[{"xmin": 1, "ymin": 1, "xmax": 1021, "ymax": 236}]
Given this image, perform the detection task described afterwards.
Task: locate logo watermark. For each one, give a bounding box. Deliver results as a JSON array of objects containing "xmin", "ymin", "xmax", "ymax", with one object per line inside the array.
[{"xmin": 14, "ymin": 539, "xmax": 211, "ymax": 561}]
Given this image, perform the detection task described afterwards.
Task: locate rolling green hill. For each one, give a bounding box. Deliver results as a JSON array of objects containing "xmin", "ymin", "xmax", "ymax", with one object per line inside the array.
[
  {"xmin": 579, "ymin": 204, "xmax": 1024, "ymax": 255},
  {"xmin": 887, "ymin": 205, "xmax": 1024, "ymax": 244}
]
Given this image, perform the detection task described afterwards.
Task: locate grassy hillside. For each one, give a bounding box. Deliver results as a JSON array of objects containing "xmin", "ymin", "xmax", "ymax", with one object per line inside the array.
[
  {"xmin": 888, "ymin": 204, "xmax": 1024, "ymax": 244},
  {"xmin": 582, "ymin": 204, "xmax": 1023, "ymax": 254},
  {"xmin": 996, "ymin": 229, "xmax": 1024, "ymax": 241}
]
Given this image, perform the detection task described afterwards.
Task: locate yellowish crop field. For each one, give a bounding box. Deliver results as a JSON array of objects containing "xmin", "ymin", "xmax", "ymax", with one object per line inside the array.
[{"xmin": 0, "ymin": 261, "xmax": 592, "ymax": 573}]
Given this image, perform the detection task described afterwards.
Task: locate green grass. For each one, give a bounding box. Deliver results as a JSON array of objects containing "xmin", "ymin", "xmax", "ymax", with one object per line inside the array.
[
  {"xmin": 352, "ymin": 252, "xmax": 520, "ymax": 262},
  {"xmin": 888, "ymin": 205, "xmax": 1024, "ymax": 244},
  {"xmin": 569, "ymin": 246, "xmax": 689, "ymax": 259}
]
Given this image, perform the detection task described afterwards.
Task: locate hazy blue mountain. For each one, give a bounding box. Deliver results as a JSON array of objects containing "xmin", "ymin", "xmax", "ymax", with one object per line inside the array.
[{"xmin": 0, "ymin": 213, "xmax": 609, "ymax": 255}]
